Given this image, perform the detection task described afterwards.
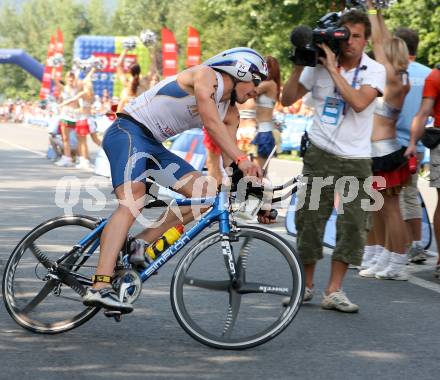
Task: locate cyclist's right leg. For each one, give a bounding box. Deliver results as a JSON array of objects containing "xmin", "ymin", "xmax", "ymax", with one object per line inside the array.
[{"xmin": 83, "ymin": 181, "xmax": 146, "ymax": 312}]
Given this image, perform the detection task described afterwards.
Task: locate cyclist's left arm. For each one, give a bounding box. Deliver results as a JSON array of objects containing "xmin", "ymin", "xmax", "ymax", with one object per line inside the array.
[{"xmin": 221, "ymin": 104, "xmax": 240, "ymax": 167}]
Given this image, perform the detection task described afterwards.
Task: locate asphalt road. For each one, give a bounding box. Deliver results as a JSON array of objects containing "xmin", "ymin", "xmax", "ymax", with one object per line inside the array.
[{"xmin": 1, "ymin": 122, "xmax": 440, "ymax": 380}]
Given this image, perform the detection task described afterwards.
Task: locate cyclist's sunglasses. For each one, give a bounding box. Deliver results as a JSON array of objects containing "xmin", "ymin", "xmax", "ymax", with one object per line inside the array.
[{"xmin": 251, "ymin": 74, "xmax": 262, "ymax": 87}]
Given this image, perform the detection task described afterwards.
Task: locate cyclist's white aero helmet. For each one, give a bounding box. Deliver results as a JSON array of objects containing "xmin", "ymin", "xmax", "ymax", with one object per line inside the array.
[{"xmin": 204, "ymin": 47, "xmax": 268, "ymax": 84}]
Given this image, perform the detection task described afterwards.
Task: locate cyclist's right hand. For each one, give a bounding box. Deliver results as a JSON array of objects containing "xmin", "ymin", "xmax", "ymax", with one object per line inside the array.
[
  {"xmin": 238, "ymin": 159, "xmax": 262, "ymax": 179},
  {"xmin": 404, "ymin": 144, "xmax": 417, "ymax": 158}
]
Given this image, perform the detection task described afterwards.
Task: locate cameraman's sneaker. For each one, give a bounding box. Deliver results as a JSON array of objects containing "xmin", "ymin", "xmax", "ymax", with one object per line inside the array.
[
  {"xmin": 408, "ymin": 246, "xmax": 427, "ymax": 264},
  {"xmin": 83, "ymin": 287, "xmax": 133, "ymax": 313},
  {"xmin": 321, "ymin": 290, "xmax": 359, "ymax": 313},
  {"xmin": 282, "ymin": 286, "xmax": 314, "ymax": 306}
]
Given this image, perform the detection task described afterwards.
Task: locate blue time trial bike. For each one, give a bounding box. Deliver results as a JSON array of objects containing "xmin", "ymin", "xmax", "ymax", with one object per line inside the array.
[{"xmin": 2, "ymin": 179, "xmax": 304, "ymax": 350}]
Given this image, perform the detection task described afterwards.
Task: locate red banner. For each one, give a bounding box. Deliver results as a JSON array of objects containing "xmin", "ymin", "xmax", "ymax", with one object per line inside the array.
[
  {"xmin": 39, "ymin": 35, "xmax": 56, "ymax": 100},
  {"xmin": 186, "ymin": 26, "xmax": 201, "ymax": 67},
  {"xmin": 161, "ymin": 27, "xmax": 178, "ymax": 77},
  {"xmin": 53, "ymin": 28, "xmax": 64, "ymax": 98}
]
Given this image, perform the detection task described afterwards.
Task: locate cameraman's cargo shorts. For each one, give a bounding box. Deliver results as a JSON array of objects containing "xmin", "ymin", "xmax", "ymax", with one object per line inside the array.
[{"xmin": 296, "ymin": 143, "xmax": 372, "ymax": 266}]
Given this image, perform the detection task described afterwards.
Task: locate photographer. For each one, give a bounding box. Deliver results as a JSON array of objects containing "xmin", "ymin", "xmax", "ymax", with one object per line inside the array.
[{"xmin": 281, "ymin": 9, "xmax": 386, "ymax": 312}]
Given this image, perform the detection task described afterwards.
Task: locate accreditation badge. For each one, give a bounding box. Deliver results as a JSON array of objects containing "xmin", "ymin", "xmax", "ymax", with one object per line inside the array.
[{"xmin": 320, "ymin": 96, "xmax": 345, "ymax": 127}]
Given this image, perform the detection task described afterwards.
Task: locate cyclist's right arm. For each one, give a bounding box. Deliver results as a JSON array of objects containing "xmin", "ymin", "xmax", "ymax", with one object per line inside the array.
[{"xmin": 193, "ymin": 67, "xmax": 261, "ymax": 177}]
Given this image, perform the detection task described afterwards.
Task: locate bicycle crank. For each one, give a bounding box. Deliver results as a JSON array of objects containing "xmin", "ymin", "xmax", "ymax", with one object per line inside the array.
[{"xmin": 112, "ymin": 269, "xmax": 142, "ymax": 305}]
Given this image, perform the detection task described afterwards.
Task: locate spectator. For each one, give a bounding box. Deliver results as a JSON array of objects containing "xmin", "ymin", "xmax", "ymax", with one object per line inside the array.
[
  {"xmin": 101, "ymin": 89, "xmax": 111, "ymax": 112},
  {"xmin": 394, "ymin": 28, "xmax": 432, "ymax": 264},
  {"xmin": 148, "ymin": 73, "xmax": 161, "ymax": 88},
  {"xmin": 253, "ymin": 56, "xmax": 281, "ymax": 168},
  {"xmin": 406, "ymin": 66, "xmax": 440, "ymax": 279},
  {"xmin": 236, "ymin": 99, "xmax": 257, "ymax": 156},
  {"xmin": 75, "ymin": 70, "xmax": 101, "ymax": 170},
  {"xmin": 281, "ymin": 9, "xmax": 386, "ymax": 312},
  {"xmin": 54, "ymin": 71, "xmax": 82, "ymax": 167},
  {"xmin": 115, "ymin": 49, "xmax": 149, "ymax": 112},
  {"xmin": 359, "ymin": 2, "xmax": 410, "ymax": 280}
]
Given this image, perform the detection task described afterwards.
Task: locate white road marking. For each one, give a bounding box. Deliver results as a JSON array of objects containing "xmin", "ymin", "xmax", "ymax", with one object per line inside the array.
[
  {"xmin": 273, "ymin": 226, "xmax": 440, "ymax": 295},
  {"xmin": 407, "ymin": 275, "xmax": 440, "ymax": 293},
  {"xmin": 0, "ymin": 138, "xmax": 46, "ymax": 157}
]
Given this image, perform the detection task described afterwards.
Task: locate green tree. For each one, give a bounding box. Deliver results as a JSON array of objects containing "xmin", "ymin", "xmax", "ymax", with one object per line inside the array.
[
  {"xmin": 386, "ymin": 0, "xmax": 440, "ymax": 66},
  {"xmin": 0, "ymin": 0, "xmax": 91, "ymax": 98},
  {"xmin": 1, "ymin": 0, "xmax": 439, "ymax": 100},
  {"xmin": 87, "ymin": 0, "xmax": 112, "ymax": 36},
  {"xmin": 169, "ymin": 0, "xmax": 339, "ymax": 77}
]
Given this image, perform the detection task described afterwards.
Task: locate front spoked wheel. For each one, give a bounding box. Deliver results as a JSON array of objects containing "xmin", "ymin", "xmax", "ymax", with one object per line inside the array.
[
  {"xmin": 2, "ymin": 215, "xmax": 102, "ymax": 334},
  {"xmin": 171, "ymin": 225, "xmax": 304, "ymax": 349}
]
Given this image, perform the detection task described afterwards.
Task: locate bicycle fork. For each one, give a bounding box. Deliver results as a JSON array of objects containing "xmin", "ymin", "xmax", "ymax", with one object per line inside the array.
[{"xmin": 221, "ymin": 235, "xmax": 238, "ymax": 283}]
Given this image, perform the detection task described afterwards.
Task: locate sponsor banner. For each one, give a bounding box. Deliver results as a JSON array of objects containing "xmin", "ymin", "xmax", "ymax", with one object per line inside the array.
[
  {"xmin": 186, "ymin": 26, "xmax": 201, "ymax": 67},
  {"xmin": 161, "ymin": 28, "xmax": 178, "ymax": 77},
  {"xmin": 39, "ymin": 35, "xmax": 56, "ymax": 100},
  {"xmin": 53, "ymin": 28, "xmax": 64, "ymax": 98}
]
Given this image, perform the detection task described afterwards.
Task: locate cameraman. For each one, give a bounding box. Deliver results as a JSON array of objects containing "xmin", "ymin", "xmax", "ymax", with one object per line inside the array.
[{"xmin": 281, "ymin": 9, "xmax": 386, "ymax": 313}]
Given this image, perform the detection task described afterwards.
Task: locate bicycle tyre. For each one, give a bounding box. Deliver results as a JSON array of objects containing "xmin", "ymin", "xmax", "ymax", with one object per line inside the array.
[
  {"xmin": 2, "ymin": 215, "xmax": 101, "ymax": 334},
  {"xmin": 170, "ymin": 225, "xmax": 304, "ymax": 350}
]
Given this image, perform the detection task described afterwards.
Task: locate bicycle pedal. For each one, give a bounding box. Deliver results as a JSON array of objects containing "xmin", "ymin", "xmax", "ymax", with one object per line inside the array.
[{"xmin": 103, "ymin": 310, "xmax": 123, "ymax": 322}]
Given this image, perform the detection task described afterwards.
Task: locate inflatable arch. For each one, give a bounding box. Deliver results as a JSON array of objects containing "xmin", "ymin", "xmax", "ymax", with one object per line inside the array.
[
  {"xmin": 0, "ymin": 49, "xmax": 44, "ymax": 81},
  {"xmin": 74, "ymin": 35, "xmax": 151, "ymax": 97}
]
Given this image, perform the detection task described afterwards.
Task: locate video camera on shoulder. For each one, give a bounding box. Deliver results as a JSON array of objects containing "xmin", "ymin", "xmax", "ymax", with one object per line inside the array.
[
  {"xmin": 289, "ymin": 0, "xmax": 395, "ymax": 67},
  {"xmin": 289, "ymin": 12, "xmax": 349, "ymax": 67}
]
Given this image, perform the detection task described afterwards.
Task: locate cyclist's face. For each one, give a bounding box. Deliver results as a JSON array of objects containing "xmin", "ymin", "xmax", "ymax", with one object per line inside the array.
[{"xmin": 235, "ymin": 81, "xmax": 258, "ymax": 104}]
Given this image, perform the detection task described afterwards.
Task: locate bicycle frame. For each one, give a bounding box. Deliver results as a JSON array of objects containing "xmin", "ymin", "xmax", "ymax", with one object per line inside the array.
[{"xmin": 57, "ymin": 189, "xmax": 236, "ymax": 285}]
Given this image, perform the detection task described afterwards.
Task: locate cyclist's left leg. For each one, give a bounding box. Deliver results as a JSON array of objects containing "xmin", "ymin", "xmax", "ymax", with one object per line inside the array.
[{"xmin": 136, "ymin": 171, "xmax": 217, "ymax": 243}]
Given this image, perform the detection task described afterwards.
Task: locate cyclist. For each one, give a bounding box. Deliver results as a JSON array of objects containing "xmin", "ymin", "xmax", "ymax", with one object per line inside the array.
[{"xmin": 83, "ymin": 47, "xmax": 267, "ymax": 312}]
